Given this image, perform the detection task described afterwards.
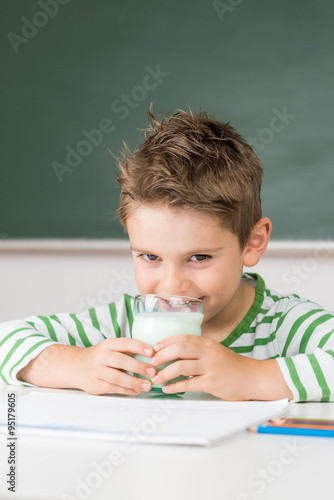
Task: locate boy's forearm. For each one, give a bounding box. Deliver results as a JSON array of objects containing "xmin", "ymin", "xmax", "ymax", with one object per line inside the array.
[
  {"xmin": 244, "ymin": 358, "xmax": 293, "ymax": 401},
  {"xmin": 17, "ymin": 344, "xmax": 84, "ymax": 389}
]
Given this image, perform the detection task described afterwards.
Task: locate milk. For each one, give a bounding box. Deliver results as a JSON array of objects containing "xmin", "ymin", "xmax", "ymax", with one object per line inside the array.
[{"xmin": 132, "ymin": 311, "xmax": 203, "ymax": 390}]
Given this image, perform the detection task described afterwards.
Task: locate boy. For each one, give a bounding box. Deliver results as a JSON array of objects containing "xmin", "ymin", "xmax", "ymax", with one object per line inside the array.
[{"xmin": 1, "ymin": 108, "xmax": 333, "ymax": 402}]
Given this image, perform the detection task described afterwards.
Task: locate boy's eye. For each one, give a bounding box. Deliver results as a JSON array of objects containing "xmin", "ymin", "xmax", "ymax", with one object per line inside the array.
[
  {"xmin": 140, "ymin": 254, "xmax": 160, "ymax": 262},
  {"xmin": 190, "ymin": 254, "xmax": 210, "ymax": 262}
]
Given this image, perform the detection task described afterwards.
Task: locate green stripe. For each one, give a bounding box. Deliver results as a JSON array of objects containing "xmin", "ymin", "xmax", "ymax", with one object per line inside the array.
[
  {"xmin": 88, "ymin": 308, "xmax": 107, "ymax": 339},
  {"xmin": 0, "ymin": 335, "xmax": 51, "ymax": 384},
  {"xmin": 274, "ymin": 301, "xmax": 302, "ymax": 334},
  {"xmin": 274, "ymin": 301, "xmax": 307, "ymax": 348},
  {"xmin": 37, "ymin": 316, "xmax": 59, "ymax": 341},
  {"xmin": 231, "ymin": 345, "xmax": 254, "ymax": 353},
  {"xmin": 68, "ymin": 333, "xmax": 77, "ymax": 346},
  {"xmin": 231, "ymin": 331, "xmax": 277, "ymax": 353},
  {"xmin": 108, "ymin": 303, "xmax": 121, "ymax": 338},
  {"xmin": 88, "ymin": 307, "xmax": 104, "ymax": 335},
  {"xmin": 284, "ymin": 357, "xmax": 307, "ymax": 401},
  {"xmin": 326, "ymin": 350, "xmax": 334, "ymax": 358},
  {"xmin": 50, "ymin": 314, "xmax": 61, "ymax": 324},
  {"xmin": 0, "ymin": 327, "xmax": 35, "ymax": 348},
  {"xmin": 245, "ymin": 326, "xmax": 256, "ymax": 334},
  {"xmin": 264, "ymin": 290, "xmax": 280, "ymax": 303},
  {"xmin": 274, "ymin": 298, "xmax": 312, "ymax": 338},
  {"xmin": 281, "ymin": 309, "xmax": 323, "ymax": 357},
  {"xmin": 48, "ymin": 314, "xmax": 78, "ymax": 343},
  {"xmin": 265, "ymin": 291, "xmax": 299, "ymax": 303},
  {"xmin": 8, "ymin": 339, "xmax": 54, "ymax": 381},
  {"xmin": 318, "ymin": 329, "xmax": 334, "ymax": 349},
  {"xmin": 254, "ymin": 332, "xmax": 276, "ymax": 346},
  {"xmin": 124, "ymin": 294, "xmax": 134, "ymax": 337},
  {"xmin": 255, "ymin": 313, "xmax": 283, "ymax": 327},
  {"xmin": 300, "ymin": 314, "xmax": 333, "ymax": 353},
  {"xmin": 308, "ymin": 354, "xmax": 331, "ymax": 402},
  {"xmin": 69, "ymin": 314, "xmax": 92, "ymax": 347}
]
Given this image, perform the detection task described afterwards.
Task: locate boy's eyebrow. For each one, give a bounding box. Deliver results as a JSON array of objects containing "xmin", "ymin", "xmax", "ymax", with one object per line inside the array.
[
  {"xmin": 130, "ymin": 247, "xmax": 148, "ymax": 253},
  {"xmin": 130, "ymin": 246, "xmax": 223, "ymax": 254}
]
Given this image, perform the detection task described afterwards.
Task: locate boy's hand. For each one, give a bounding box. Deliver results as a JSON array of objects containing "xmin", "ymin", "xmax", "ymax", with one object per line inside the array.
[
  {"xmin": 150, "ymin": 336, "xmax": 293, "ymax": 401},
  {"xmin": 74, "ymin": 338, "xmax": 157, "ymax": 395},
  {"xmin": 18, "ymin": 339, "xmax": 157, "ymax": 396}
]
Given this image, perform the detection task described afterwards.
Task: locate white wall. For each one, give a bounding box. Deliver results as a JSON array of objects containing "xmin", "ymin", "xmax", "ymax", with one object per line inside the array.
[{"xmin": 0, "ymin": 239, "xmax": 334, "ymax": 322}]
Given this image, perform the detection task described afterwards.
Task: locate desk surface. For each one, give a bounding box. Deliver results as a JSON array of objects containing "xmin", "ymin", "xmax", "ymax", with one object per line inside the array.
[{"xmin": 0, "ymin": 386, "xmax": 333, "ymax": 500}]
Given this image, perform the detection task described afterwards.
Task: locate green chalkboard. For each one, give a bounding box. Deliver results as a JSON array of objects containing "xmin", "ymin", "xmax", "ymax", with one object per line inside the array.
[{"xmin": 1, "ymin": 0, "xmax": 333, "ymax": 239}]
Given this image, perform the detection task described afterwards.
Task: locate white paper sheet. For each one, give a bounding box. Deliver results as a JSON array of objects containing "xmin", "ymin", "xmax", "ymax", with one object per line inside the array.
[{"xmin": 0, "ymin": 389, "xmax": 289, "ymax": 446}]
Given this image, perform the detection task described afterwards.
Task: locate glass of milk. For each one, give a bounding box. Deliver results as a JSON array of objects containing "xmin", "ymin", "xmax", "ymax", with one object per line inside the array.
[{"xmin": 132, "ymin": 294, "xmax": 204, "ymax": 391}]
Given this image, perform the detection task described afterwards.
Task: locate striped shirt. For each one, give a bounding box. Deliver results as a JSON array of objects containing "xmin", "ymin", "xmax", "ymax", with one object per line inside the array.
[{"xmin": 0, "ymin": 273, "xmax": 333, "ymax": 402}]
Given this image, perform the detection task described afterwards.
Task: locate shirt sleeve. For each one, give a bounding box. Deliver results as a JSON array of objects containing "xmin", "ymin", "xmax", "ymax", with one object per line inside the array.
[
  {"xmin": 275, "ymin": 299, "xmax": 334, "ymax": 402},
  {"xmin": 0, "ymin": 294, "xmax": 134, "ymax": 386}
]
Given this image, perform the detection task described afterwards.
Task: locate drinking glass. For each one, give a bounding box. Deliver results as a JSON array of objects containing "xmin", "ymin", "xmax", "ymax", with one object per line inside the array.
[{"xmin": 132, "ymin": 294, "xmax": 204, "ymax": 391}]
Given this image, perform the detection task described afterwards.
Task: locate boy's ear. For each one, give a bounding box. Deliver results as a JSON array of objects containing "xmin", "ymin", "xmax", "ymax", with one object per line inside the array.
[{"xmin": 242, "ymin": 217, "xmax": 272, "ymax": 267}]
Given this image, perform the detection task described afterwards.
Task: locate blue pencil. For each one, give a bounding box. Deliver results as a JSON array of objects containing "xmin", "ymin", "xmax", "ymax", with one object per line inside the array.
[{"xmin": 252, "ymin": 426, "xmax": 334, "ymax": 438}]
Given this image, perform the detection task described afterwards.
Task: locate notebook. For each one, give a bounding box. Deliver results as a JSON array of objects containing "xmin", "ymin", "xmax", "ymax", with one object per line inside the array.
[{"xmin": 0, "ymin": 389, "xmax": 289, "ymax": 446}]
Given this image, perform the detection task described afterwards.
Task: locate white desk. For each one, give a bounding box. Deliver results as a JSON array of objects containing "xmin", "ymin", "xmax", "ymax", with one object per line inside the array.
[{"xmin": 0, "ymin": 386, "xmax": 333, "ymax": 500}]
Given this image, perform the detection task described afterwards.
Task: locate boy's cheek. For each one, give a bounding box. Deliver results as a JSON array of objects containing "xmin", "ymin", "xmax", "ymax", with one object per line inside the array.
[{"xmin": 132, "ymin": 267, "xmax": 157, "ymax": 294}]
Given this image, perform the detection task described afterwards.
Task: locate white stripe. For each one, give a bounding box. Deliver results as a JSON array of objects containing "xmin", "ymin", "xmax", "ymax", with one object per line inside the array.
[
  {"xmin": 275, "ymin": 358, "xmax": 300, "ymax": 402},
  {"xmin": 116, "ymin": 296, "xmax": 132, "ymax": 339},
  {"xmin": 283, "ymin": 309, "xmax": 330, "ymax": 355},
  {"xmin": 312, "ymin": 349, "xmax": 334, "ymax": 400},
  {"xmin": 2, "ymin": 335, "xmax": 55, "ymax": 385},
  {"xmin": 93, "ymin": 303, "xmax": 118, "ymax": 339}
]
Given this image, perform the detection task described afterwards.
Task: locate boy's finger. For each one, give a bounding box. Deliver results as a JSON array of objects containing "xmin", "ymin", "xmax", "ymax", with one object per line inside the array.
[
  {"xmin": 100, "ymin": 366, "xmax": 152, "ymax": 393},
  {"xmin": 94, "ymin": 381, "xmax": 143, "ymax": 396},
  {"xmin": 105, "ymin": 351, "xmax": 157, "ymax": 378},
  {"xmin": 152, "ymin": 359, "xmax": 201, "ymax": 385},
  {"xmin": 151, "ymin": 342, "xmax": 200, "ymax": 367},
  {"xmin": 105, "ymin": 338, "xmax": 154, "ymax": 357},
  {"xmin": 161, "ymin": 375, "xmax": 198, "ymax": 395},
  {"xmin": 154, "ymin": 334, "xmax": 202, "ymax": 352}
]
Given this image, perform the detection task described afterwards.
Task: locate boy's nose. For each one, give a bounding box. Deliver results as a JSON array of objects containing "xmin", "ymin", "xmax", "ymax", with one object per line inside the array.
[{"xmin": 161, "ymin": 265, "xmax": 189, "ymax": 296}]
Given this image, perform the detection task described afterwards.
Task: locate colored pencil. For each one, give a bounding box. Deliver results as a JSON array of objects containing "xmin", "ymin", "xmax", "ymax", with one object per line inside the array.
[{"xmin": 249, "ymin": 418, "xmax": 334, "ymax": 437}]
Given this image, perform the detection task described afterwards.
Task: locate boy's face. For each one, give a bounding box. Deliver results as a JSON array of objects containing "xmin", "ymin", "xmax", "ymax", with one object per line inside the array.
[{"xmin": 127, "ymin": 204, "xmax": 251, "ymax": 330}]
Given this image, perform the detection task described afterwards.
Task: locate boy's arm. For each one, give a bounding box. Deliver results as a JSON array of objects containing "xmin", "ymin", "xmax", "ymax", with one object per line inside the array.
[
  {"xmin": 148, "ymin": 336, "xmax": 294, "ymax": 400},
  {"xmin": 16, "ymin": 344, "xmax": 84, "ymax": 388},
  {"xmin": 0, "ymin": 297, "xmax": 156, "ymax": 394},
  {"xmin": 16, "ymin": 339, "xmax": 155, "ymax": 395},
  {"xmin": 149, "ymin": 303, "xmax": 334, "ymax": 402},
  {"xmin": 276, "ymin": 342, "xmax": 334, "ymax": 402},
  {"xmin": 237, "ymin": 306, "xmax": 334, "ymax": 402},
  {"xmin": 0, "ymin": 318, "xmax": 57, "ymax": 386},
  {"xmin": 272, "ymin": 300, "xmax": 334, "ymax": 402},
  {"xmin": 0, "ymin": 298, "xmax": 128, "ymax": 385}
]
